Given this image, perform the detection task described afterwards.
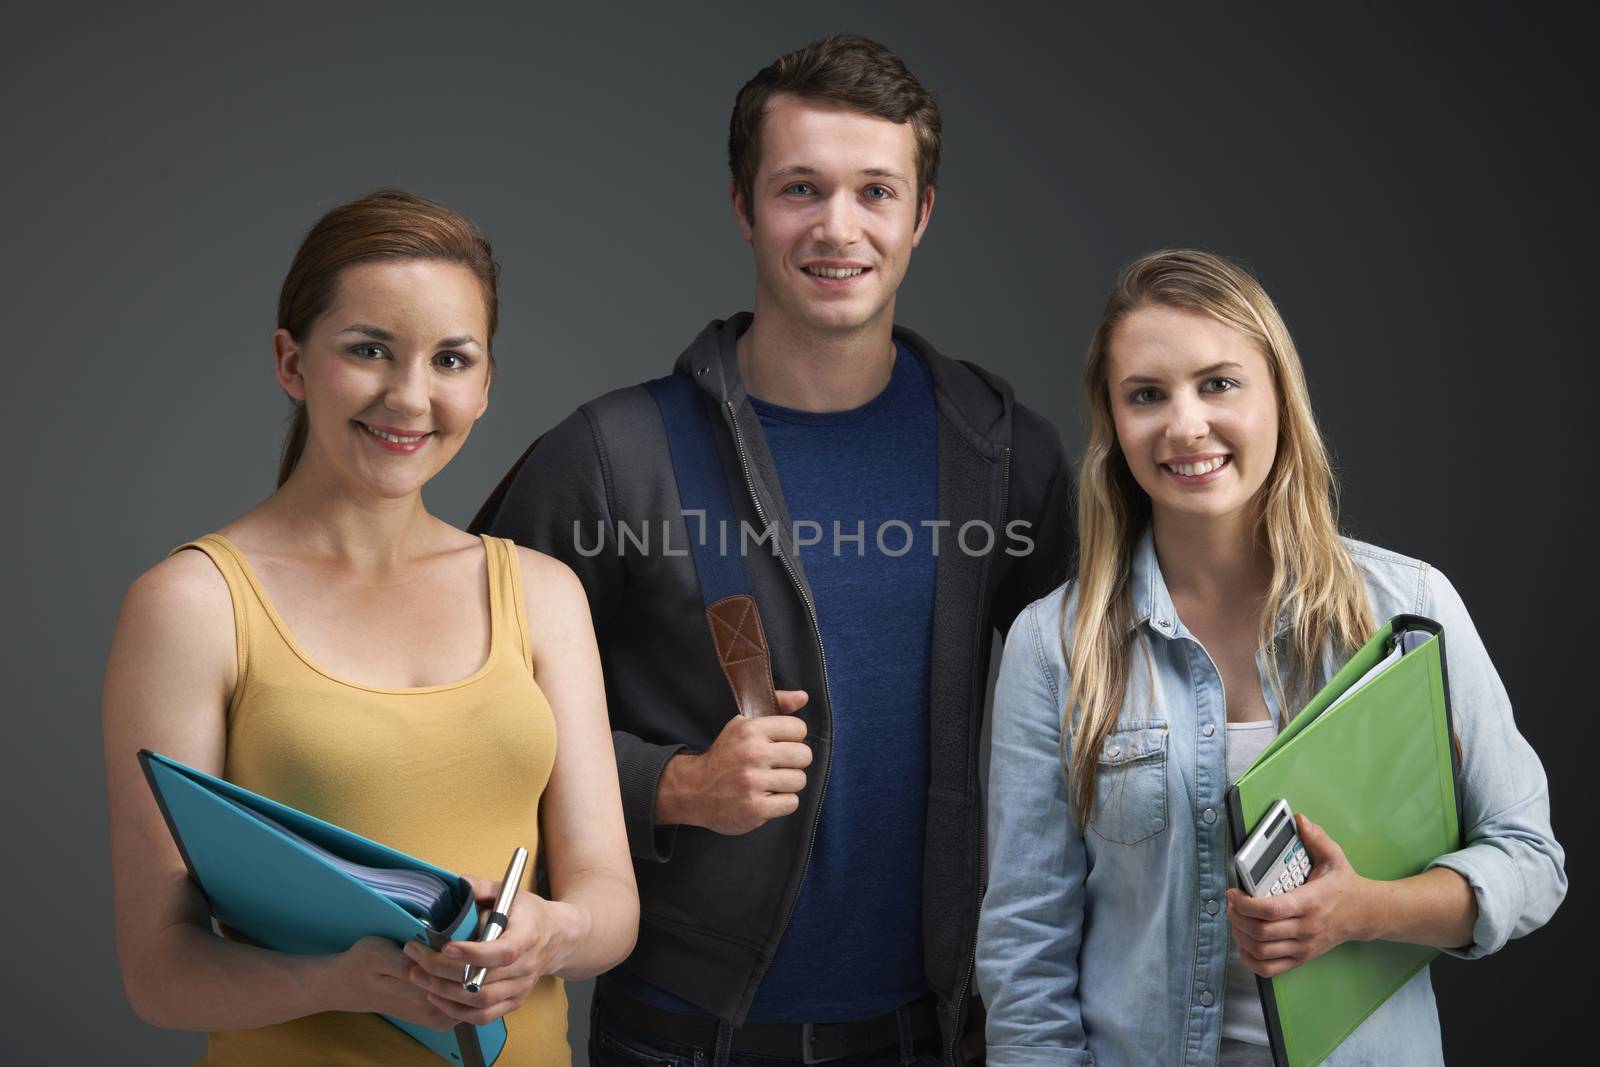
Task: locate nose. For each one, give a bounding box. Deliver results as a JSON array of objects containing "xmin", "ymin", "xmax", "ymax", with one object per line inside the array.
[
  {"xmin": 813, "ymin": 190, "xmax": 863, "ymax": 249},
  {"xmin": 383, "ymin": 358, "xmax": 429, "ymax": 419},
  {"xmin": 1164, "ymin": 392, "xmax": 1209, "ymax": 446}
]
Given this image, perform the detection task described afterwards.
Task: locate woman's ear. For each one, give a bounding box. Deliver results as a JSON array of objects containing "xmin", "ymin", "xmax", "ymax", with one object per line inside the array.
[
  {"xmin": 273, "ymin": 328, "xmax": 306, "ymax": 402},
  {"xmin": 475, "ymin": 361, "xmax": 492, "ymax": 421}
]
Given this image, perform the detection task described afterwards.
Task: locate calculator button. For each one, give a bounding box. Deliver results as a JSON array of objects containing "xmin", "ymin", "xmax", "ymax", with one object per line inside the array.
[{"xmin": 1269, "ymin": 886, "xmax": 1282, "ymax": 896}]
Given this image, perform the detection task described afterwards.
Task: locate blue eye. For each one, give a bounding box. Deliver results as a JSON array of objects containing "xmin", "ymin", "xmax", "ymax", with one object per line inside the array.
[
  {"xmin": 784, "ymin": 182, "xmax": 815, "ymax": 196},
  {"xmin": 864, "ymin": 185, "xmax": 892, "ymax": 200}
]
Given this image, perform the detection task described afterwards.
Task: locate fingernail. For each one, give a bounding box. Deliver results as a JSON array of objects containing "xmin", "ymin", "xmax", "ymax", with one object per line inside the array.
[
  {"xmin": 442, "ymin": 945, "xmax": 461, "ymax": 959},
  {"xmin": 403, "ymin": 943, "xmax": 418, "ymax": 960}
]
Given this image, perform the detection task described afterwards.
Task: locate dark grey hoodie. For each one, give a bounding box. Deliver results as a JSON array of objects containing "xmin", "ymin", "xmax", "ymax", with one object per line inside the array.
[{"xmin": 471, "ymin": 314, "xmax": 1074, "ymax": 1063}]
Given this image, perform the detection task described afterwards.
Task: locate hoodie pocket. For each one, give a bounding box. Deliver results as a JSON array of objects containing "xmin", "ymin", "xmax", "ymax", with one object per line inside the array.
[{"xmin": 1087, "ymin": 722, "xmax": 1168, "ymax": 845}]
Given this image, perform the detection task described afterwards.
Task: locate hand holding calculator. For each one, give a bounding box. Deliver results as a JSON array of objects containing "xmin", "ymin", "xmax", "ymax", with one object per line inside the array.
[{"xmin": 1235, "ymin": 798, "xmax": 1313, "ymax": 896}]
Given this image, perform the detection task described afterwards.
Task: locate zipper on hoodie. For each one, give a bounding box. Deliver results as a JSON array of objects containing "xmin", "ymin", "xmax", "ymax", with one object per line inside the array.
[
  {"xmin": 724, "ymin": 399, "xmax": 834, "ymax": 984},
  {"xmin": 947, "ymin": 444, "xmax": 1009, "ymax": 1066}
]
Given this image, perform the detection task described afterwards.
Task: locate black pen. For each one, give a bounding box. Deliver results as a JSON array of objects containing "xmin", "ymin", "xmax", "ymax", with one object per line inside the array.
[{"xmin": 463, "ymin": 846, "xmax": 528, "ymax": 992}]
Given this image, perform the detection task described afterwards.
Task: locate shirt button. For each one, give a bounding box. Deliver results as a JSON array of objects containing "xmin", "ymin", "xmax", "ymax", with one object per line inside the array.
[
  {"xmin": 1203, "ymin": 722, "xmax": 1216, "ymax": 737},
  {"xmin": 1200, "ymin": 991, "xmax": 1215, "ymax": 1007},
  {"xmin": 1266, "ymin": 642, "xmax": 1278, "ymax": 655},
  {"xmin": 1203, "ymin": 807, "xmax": 1217, "ymax": 824},
  {"xmin": 1206, "ymin": 899, "xmax": 1219, "ymax": 916}
]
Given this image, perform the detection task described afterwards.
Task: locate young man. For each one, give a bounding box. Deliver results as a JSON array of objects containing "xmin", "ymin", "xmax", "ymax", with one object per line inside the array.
[{"xmin": 473, "ymin": 36, "xmax": 1073, "ymax": 1066}]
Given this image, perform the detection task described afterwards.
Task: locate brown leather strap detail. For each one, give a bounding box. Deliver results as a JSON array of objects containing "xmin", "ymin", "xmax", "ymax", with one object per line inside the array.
[{"xmin": 706, "ymin": 594, "xmax": 778, "ymax": 718}]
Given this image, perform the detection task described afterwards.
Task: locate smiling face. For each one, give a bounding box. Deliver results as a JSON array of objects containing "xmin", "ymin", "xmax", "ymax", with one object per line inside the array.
[
  {"xmin": 1106, "ymin": 304, "xmax": 1281, "ymax": 531},
  {"xmin": 732, "ymin": 93, "xmax": 934, "ymax": 338},
  {"xmin": 273, "ymin": 258, "xmax": 492, "ymax": 499}
]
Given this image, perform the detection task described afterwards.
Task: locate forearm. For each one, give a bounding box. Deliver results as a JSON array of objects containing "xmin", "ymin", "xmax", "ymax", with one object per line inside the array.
[
  {"xmin": 548, "ymin": 871, "xmax": 640, "ymax": 980},
  {"xmin": 125, "ymin": 922, "xmax": 340, "ymax": 1031},
  {"xmin": 1360, "ymin": 866, "xmax": 1478, "ymax": 950}
]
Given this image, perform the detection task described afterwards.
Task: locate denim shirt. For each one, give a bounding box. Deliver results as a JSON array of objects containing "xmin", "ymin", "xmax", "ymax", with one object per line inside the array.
[{"xmin": 977, "ymin": 529, "xmax": 1566, "ymax": 1066}]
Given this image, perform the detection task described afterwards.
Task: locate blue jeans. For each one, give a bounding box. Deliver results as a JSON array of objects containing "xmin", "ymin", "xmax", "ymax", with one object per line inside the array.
[{"xmin": 589, "ymin": 998, "xmax": 944, "ymax": 1067}]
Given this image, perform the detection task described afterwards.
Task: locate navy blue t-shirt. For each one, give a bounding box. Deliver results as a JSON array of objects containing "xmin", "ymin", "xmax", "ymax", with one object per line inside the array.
[
  {"xmin": 746, "ymin": 343, "xmax": 938, "ymax": 1020},
  {"xmin": 614, "ymin": 342, "xmax": 938, "ymax": 1022}
]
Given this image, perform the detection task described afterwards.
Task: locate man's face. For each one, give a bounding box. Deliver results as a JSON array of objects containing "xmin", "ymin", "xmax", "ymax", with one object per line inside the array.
[{"xmin": 733, "ymin": 94, "xmax": 934, "ymax": 338}]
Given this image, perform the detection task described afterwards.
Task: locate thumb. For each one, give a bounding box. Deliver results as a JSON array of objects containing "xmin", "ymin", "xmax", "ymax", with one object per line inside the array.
[
  {"xmin": 462, "ymin": 873, "xmax": 503, "ymax": 904},
  {"xmin": 1296, "ymin": 813, "xmax": 1347, "ymax": 869},
  {"xmin": 774, "ymin": 689, "xmax": 809, "ymax": 714}
]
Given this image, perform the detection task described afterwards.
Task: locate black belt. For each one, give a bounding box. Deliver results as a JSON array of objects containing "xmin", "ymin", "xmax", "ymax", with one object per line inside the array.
[{"xmin": 598, "ymin": 990, "xmax": 940, "ymax": 1064}]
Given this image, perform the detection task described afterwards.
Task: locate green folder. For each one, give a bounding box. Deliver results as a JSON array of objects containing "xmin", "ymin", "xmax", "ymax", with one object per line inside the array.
[{"xmin": 1224, "ymin": 615, "xmax": 1463, "ymax": 1067}]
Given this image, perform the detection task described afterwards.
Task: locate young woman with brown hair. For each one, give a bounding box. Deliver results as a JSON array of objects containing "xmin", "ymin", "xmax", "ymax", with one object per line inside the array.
[{"xmin": 102, "ymin": 190, "xmax": 637, "ymax": 1066}]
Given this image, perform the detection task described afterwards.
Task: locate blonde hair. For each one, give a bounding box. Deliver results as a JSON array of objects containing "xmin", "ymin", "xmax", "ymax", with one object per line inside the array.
[{"xmin": 1063, "ymin": 249, "xmax": 1373, "ymax": 831}]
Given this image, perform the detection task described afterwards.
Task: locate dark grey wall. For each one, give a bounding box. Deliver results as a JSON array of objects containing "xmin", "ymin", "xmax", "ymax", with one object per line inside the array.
[{"xmin": 7, "ymin": 2, "xmax": 1592, "ymax": 1062}]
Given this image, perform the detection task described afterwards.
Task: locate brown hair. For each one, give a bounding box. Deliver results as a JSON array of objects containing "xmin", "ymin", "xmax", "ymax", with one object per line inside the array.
[
  {"xmin": 274, "ymin": 190, "xmax": 500, "ymax": 487},
  {"xmin": 728, "ymin": 35, "xmax": 942, "ymax": 225}
]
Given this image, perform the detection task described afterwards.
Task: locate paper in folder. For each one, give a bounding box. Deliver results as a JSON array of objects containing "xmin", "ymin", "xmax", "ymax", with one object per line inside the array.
[
  {"xmin": 138, "ymin": 749, "xmax": 507, "ymax": 1067},
  {"xmin": 1225, "ymin": 615, "xmax": 1463, "ymax": 1067}
]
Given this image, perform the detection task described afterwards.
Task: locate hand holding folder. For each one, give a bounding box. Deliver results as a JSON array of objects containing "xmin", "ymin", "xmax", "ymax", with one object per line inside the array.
[
  {"xmin": 1225, "ymin": 615, "xmax": 1462, "ymax": 1067},
  {"xmin": 138, "ymin": 749, "xmax": 509, "ymax": 1067}
]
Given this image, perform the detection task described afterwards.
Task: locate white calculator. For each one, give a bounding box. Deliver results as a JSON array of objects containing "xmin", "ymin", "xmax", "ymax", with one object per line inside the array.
[{"xmin": 1234, "ymin": 798, "xmax": 1313, "ymax": 897}]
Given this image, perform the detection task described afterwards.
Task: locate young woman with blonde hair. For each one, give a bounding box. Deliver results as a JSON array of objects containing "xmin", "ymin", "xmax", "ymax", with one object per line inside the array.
[
  {"xmin": 976, "ymin": 249, "xmax": 1564, "ymax": 1065},
  {"xmin": 102, "ymin": 191, "xmax": 637, "ymax": 1065}
]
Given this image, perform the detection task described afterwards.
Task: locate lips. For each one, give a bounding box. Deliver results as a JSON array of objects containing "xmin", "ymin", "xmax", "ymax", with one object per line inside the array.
[
  {"xmin": 356, "ymin": 421, "xmax": 433, "ymax": 453},
  {"xmin": 1160, "ymin": 454, "xmax": 1231, "ymax": 482},
  {"xmin": 803, "ymin": 265, "xmax": 869, "ymax": 279}
]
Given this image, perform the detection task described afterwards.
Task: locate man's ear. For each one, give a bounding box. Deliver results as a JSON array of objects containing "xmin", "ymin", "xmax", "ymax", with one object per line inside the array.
[
  {"xmin": 911, "ymin": 185, "xmax": 936, "ymax": 248},
  {"xmin": 730, "ymin": 179, "xmax": 754, "ymax": 243},
  {"xmin": 273, "ymin": 328, "xmax": 306, "ymax": 401}
]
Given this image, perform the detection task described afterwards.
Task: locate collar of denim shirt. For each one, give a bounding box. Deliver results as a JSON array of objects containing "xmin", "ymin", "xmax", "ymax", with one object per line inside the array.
[{"xmin": 1128, "ymin": 525, "xmax": 1294, "ymax": 640}]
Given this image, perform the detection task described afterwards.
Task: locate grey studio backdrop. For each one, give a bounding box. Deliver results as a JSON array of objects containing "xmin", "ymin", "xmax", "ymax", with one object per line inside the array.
[{"xmin": 6, "ymin": 2, "xmax": 1593, "ymax": 1063}]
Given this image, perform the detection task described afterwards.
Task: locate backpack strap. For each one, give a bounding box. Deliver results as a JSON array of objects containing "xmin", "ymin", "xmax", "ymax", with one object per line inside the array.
[{"xmin": 644, "ymin": 373, "xmax": 778, "ymax": 719}]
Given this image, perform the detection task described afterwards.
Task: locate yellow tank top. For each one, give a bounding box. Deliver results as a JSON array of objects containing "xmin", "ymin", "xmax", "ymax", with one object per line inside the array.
[{"xmin": 173, "ymin": 533, "xmax": 569, "ymax": 1067}]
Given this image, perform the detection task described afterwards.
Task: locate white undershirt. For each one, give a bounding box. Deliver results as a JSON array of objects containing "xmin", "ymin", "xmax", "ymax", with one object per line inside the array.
[{"xmin": 1222, "ymin": 719, "xmax": 1278, "ymax": 1061}]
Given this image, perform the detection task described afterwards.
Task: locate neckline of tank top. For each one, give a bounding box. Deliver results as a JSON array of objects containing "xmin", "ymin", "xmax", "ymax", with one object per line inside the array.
[{"xmin": 201, "ymin": 532, "xmax": 508, "ymax": 696}]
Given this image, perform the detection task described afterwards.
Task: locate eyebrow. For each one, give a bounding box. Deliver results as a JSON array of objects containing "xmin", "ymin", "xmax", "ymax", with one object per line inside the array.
[
  {"xmin": 339, "ymin": 323, "xmax": 395, "ymax": 342},
  {"xmin": 1117, "ymin": 361, "xmax": 1245, "ymax": 387},
  {"xmin": 337, "ymin": 324, "xmax": 481, "ymax": 349},
  {"xmin": 768, "ymin": 165, "xmax": 911, "ymax": 186}
]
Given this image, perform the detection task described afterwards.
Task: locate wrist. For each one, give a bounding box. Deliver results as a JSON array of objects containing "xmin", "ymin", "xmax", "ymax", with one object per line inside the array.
[
  {"xmin": 548, "ymin": 899, "xmax": 594, "ymax": 973},
  {"xmin": 655, "ymin": 752, "xmax": 701, "ymax": 828},
  {"xmin": 1351, "ymin": 876, "xmax": 1391, "ymax": 943},
  {"xmin": 305, "ymin": 951, "xmax": 354, "ymax": 1015}
]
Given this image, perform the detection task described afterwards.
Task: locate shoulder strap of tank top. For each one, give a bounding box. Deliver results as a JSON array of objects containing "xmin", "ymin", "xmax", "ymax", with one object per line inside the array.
[
  {"xmin": 486, "ymin": 535, "xmax": 534, "ymax": 672},
  {"xmin": 167, "ymin": 535, "xmax": 253, "ymax": 695}
]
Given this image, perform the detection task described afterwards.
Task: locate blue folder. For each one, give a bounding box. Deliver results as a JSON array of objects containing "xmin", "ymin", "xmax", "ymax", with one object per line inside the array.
[{"xmin": 138, "ymin": 749, "xmax": 507, "ymax": 1066}]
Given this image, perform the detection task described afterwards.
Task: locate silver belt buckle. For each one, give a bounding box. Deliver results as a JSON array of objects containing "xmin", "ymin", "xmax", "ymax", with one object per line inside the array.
[{"xmin": 801, "ymin": 1021, "xmax": 823, "ymax": 1065}]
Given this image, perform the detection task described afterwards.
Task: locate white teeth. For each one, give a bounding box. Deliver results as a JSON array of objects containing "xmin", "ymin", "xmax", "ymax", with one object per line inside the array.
[
  {"xmin": 806, "ymin": 266, "xmax": 866, "ymax": 279},
  {"xmin": 362, "ymin": 424, "xmax": 427, "ymax": 444},
  {"xmin": 1166, "ymin": 457, "xmax": 1227, "ymax": 477}
]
